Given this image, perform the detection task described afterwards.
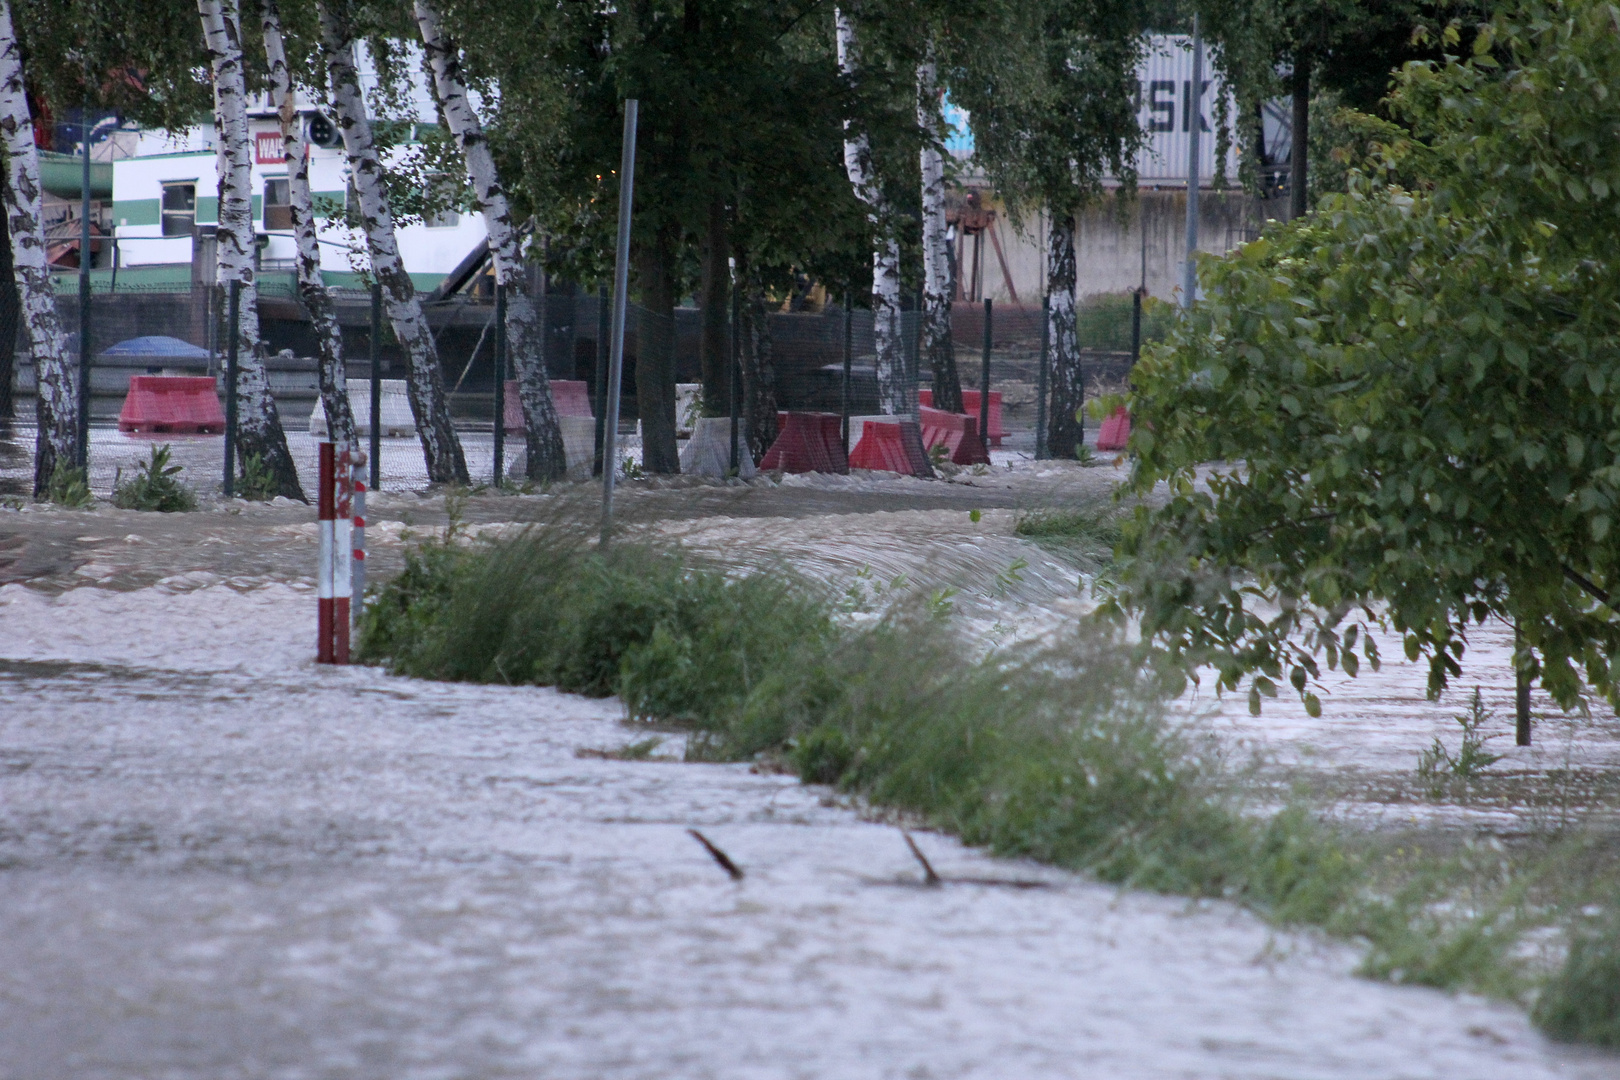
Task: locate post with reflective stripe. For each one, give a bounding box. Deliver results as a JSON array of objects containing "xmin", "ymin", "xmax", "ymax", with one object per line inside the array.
[
  {"xmin": 352, "ymin": 452, "xmax": 366, "ymax": 632},
  {"xmin": 317, "ymin": 440, "xmax": 335, "ymax": 663},
  {"xmin": 333, "ymin": 444, "xmax": 353, "ymax": 664}
]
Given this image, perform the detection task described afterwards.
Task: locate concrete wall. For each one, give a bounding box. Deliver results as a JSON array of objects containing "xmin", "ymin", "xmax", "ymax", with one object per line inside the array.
[{"xmin": 974, "ymin": 188, "xmax": 1285, "ymax": 307}]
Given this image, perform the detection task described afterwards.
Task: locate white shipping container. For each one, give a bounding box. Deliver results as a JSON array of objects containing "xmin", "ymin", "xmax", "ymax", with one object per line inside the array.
[{"xmin": 1130, "ymin": 34, "xmax": 1241, "ymax": 184}]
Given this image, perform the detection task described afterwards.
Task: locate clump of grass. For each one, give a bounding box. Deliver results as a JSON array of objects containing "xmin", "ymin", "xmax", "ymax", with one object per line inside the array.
[
  {"xmin": 112, "ymin": 445, "xmax": 197, "ymax": 512},
  {"xmin": 1015, "ymin": 501, "xmax": 1125, "ymax": 567},
  {"xmin": 360, "ymin": 515, "xmax": 837, "ymax": 725},
  {"xmin": 44, "ymin": 460, "xmax": 94, "ymax": 507},
  {"xmin": 236, "ymin": 452, "xmax": 278, "ymax": 501},
  {"xmin": 1535, "ymin": 910, "xmax": 1620, "ymax": 1046}
]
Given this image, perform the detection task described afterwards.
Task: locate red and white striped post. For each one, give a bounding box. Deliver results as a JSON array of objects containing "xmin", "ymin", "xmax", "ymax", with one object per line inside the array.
[
  {"xmin": 317, "ymin": 440, "xmax": 336, "ymax": 663},
  {"xmin": 351, "ymin": 451, "xmax": 366, "ymax": 626},
  {"xmin": 333, "ymin": 444, "xmax": 354, "ymax": 663}
]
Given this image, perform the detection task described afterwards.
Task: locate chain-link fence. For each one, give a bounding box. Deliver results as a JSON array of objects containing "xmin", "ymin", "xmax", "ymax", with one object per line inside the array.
[{"xmin": 0, "ymin": 279, "xmax": 1145, "ymax": 498}]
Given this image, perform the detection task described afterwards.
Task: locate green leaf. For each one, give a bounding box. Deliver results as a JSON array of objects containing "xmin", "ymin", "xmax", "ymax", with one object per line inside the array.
[{"xmin": 1303, "ymin": 693, "xmax": 1323, "ymax": 718}]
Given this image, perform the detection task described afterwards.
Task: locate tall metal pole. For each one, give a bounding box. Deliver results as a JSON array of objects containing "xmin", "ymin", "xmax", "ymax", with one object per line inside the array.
[
  {"xmin": 77, "ymin": 105, "xmax": 92, "ymax": 468},
  {"xmin": 593, "ymin": 284, "xmax": 609, "ymax": 476},
  {"xmin": 979, "ymin": 297, "xmax": 992, "ymax": 451},
  {"xmin": 369, "ymin": 282, "xmax": 381, "ymax": 490},
  {"xmin": 1035, "ymin": 293, "xmax": 1049, "ymax": 460},
  {"xmin": 223, "ymin": 279, "xmax": 241, "ymax": 497},
  {"xmin": 493, "ymin": 282, "xmax": 507, "ymax": 485},
  {"xmin": 1183, "ymin": 15, "xmax": 1204, "ymax": 310},
  {"xmin": 599, "ymin": 100, "xmax": 639, "ymax": 546}
]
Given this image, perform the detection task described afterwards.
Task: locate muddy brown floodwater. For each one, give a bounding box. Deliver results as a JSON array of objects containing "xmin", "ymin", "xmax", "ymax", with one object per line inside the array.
[{"xmin": 2, "ymin": 461, "xmax": 1618, "ymax": 1078}]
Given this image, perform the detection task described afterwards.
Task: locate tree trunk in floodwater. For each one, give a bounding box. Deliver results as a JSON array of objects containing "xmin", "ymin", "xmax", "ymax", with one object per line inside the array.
[
  {"xmin": 415, "ymin": 0, "xmax": 565, "ymax": 481},
  {"xmin": 1045, "ymin": 213, "xmax": 1083, "ymax": 460},
  {"xmin": 260, "ymin": 0, "xmax": 353, "ymax": 450},
  {"xmin": 200, "ymin": 0, "xmax": 305, "ymax": 500},
  {"xmin": 0, "ymin": 170, "xmax": 18, "ymax": 420},
  {"xmin": 918, "ymin": 51, "xmax": 961, "ymax": 414},
  {"xmin": 698, "ymin": 194, "xmax": 729, "ymax": 418},
  {"xmin": 836, "ymin": 7, "xmax": 908, "ymax": 417},
  {"xmin": 0, "ymin": 0, "xmax": 72, "ymax": 490},
  {"xmin": 635, "ymin": 237, "xmax": 679, "ymax": 474},
  {"xmin": 320, "ymin": 0, "xmax": 467, "ymax": 485},
  {"xmin": 736, "ymin": 254, "xmax": 778, "ymax": 464}
]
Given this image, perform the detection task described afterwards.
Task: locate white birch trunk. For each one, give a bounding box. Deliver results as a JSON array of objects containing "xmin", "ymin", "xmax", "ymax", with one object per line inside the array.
[
  {"xmin": 836, "ymin": 7, "xmax": 908, "ymax": 416},
  {"xmin": 319, "ymin": 0, "xmax": 468, "ymax": 485},
  {"xmin": 0, "ymin": 0, "xmax": 74, "ymax": 494},
  {"xmin": 413, "ymin": 0, "xmax": 565, "ymax": 481},
  {"xmin": 1045, "ymin": 213, "xmax": 1083, "ymax": 459},
  {"xmin": 260, "ymin": 0, "xmax": 354, "ymax": 450},
  {"xmin": 917, "ymin": 51, "xmax": 961, "ymax": 415},
  {"xmin": 199, "ymin": 0, "xmax": 304, "ymax": 500}
]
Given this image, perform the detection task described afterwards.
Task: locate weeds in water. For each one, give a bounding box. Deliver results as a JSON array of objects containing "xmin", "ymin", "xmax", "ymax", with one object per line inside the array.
[
  {"xmin": 112, "ymin": 445, "xmax": 197, "ymax": 512},
  {"xmin": 236, "ymin": 452, "xmax": 278, "ymax": 501},
  {"xmin": 1416, "ymin": 688, "xmax": 1505, "ymax": 799},
  {"xmin": 1015, "ymin": 501, "xmax": 1125, "ymax": 569},
  {"xmin": 44, "ymin": 461, "xmax": 94, "ymax": 507},
  {"xmin": 577, "ymin": 736, "xmax": 667, "ymax": 761},
  {"xmin": 361, "ymin": 519, "xmax": 1620, "ymax": 1047}
]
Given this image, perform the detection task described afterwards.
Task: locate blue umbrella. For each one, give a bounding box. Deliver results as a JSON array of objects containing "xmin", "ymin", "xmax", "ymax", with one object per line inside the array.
[{"xmin": 100, "ymin": 335, "xmax": 210, "ymax": 360}]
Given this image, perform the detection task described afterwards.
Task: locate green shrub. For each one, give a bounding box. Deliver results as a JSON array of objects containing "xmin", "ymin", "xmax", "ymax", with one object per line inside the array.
[
  {"xmin": 1534, "ymin": 911, "xmax": 1620, "ymax": 1046},
  {"xmin": 236, "ymin": 452, "xmax": 278, "ymax": 501},
  {"xmin": 44, "ymin": 460, "xmax": 94, "ymax": 507},
  {"xmin": 112, "ymin": 445, "xmax": 198, "ymax": 512}
]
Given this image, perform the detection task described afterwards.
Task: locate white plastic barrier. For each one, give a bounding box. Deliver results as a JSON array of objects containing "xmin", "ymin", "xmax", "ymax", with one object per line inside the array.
[
  {"xmin": 310, "ymin": 378, "xmax": 415, "ymax": 438},
  {"xmin": 679, "ymin": 416, "xmax": 756, "ymax": 478},
  {"xmin": 505, "ymin": 415, "xmax": 599, "ymax": 481}
]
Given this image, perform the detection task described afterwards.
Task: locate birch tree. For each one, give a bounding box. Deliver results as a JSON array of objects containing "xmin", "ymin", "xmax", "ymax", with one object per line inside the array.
[
  {"xmin": 947, "ymin": 0, "xmax": 1143, "ymax": 459},
  {"xmin": 917, "ymin": 47, "xmax": 962, "ymax": 414},
  {"xmin": 318, "ymin": 0, "xmax": 467, "ymax": 484},
  {"xmin": 413, "ymin": 0, "xmax": 566, "ymax": 481},
  {"xmin": 0, "ymin": 0, "xmax": 74, "ymax": 494},
  {"xmin": 260, "ymin": 0, "xmax": 354, "ymax": 449},
  {"xmin": 836, "ymin": 7, "xmax": 909, "ymax": 417},
  {"xmin": 199, "ymin": 0, "xmax": 306, "ymax": 500}
]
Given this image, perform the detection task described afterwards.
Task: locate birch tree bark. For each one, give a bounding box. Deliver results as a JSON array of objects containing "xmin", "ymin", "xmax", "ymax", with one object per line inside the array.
[
  {"xmin": 260, "ymin": 0, "xmax": 353, "ymax": 450},
  {"xmin": 0, "ymin": 0, "xmax": 73, "ymax": 494},
  {"xmin": 413, "ymin": 0, "xmax": 566, "ymax": 480},
  {"xmin": 835, "ymin": 7, "xmax": 908, "ymax": 416},
  {"xmin": 1045, "ymin": 212, "xmax": 1084, "ymax": 460},
  {"xmin": 917, "ymin": 50, "xmax": 962, "ymax": 414},
  {"xmin": 198, "ymin": 0, "xmax": 305, "ymax": 500},
  {"xmin": 319, "ymin": 0, "xmax": 468, "ymax": 485}
]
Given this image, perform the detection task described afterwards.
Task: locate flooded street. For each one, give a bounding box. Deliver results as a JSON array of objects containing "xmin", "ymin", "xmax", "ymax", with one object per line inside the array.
[{"xmin": 2, "ymin": 465, "xmax": 1620, "ymax": 1077}]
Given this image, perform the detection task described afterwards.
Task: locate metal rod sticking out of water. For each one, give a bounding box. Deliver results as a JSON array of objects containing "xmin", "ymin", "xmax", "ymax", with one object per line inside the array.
[{"xmin": 599, "ymin": 99, "xmax": 638, "ymax": 546}]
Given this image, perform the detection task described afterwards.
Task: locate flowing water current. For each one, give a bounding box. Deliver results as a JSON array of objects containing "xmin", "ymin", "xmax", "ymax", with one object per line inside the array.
[{"xmin": 2, "ymin": 581, "xmax": 1617, "ymax": 1079}]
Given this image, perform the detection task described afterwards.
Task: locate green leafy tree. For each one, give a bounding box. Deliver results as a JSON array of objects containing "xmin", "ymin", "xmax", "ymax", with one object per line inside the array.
[{"xmin": 1109, "ymin": 1, "xmax": 1620, "ymax": 715}]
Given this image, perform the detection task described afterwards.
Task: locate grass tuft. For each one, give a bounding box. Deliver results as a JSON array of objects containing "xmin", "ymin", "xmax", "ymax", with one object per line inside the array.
[
  {"xmin": 112, "ymin": 445, "xmax": 198, "ymax": 512},
  {"xmin": 44, "ymin": 461, "xmax": 95, "ymax": 507},
  {"xmin": 1534, "ymin": 911, "xmax": 1620, "ymax": 1046}
]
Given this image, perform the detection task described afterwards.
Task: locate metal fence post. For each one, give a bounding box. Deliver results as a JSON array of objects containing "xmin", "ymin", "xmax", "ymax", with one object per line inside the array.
[
  {"xmin": 1035, "ymin": 294, "xmax": 1049, "ymax": 460},
  {"xmin": 593, "ymin": 285, "xmax": 609, "ymax": 477},
  {"xmin": 980, "ymin": 297, "xmax": 992, "ymax": 451},
  {"xmin": 493, "ymin": 282, "xmax": 506, "ymax": 485},
  {"xmin": 77, "ymin": 124, "xmax": 92, "ymax": 470},
  {"xmin": 841, "ymin": 290, "xmax": 853, "ymax": 454},
  {"xmin": 729, "ymin": 269, "xmax": 740, "ymax": 474},
  {"xmin": 369, "ymin": 282, "xmax": 381, "ymax": 490},
  {"xmin": 222, "ymin": 279, "xmax": 240, "ymax": 497}
]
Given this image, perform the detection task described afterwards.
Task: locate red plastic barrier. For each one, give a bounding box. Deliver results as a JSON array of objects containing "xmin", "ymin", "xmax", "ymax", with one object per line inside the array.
[
  {"xmin": 117, "ymin": 376, "xmax": 225, "ymax": 434},
  {"xmin": 1097, "ymin": 406, "xmax": 1131, "ymax": 451},
  {"xmin": 918, "ymin": 405, "xmax": 990, "ymax": 466},
  {"xmin": 848, "ymin": 418, "xmax": 934, "ymax": 477},
  {"xmin": 504, "ymin": 378, "xmax": 593, "ymax": 432},
  {"xmin": 919, "ymin": 389, "xmax": 1005, "ymax": 445},
  {"xmin": 761, "ymin": 411, "xmax": 848, "ymax": 473}
]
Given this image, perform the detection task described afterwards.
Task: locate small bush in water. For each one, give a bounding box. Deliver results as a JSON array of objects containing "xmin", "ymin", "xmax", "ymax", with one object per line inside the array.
[
  {"xmin": 1534, "ymin": 911, "xmax": 1620, "ymax": 1046},
  {"xmin": 113, "ymin": 445, "xmax": 198, "ymax": 512},
  {"xmin": 44, "ymin": 461, "xmax": 95, "ymax": 507}
]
